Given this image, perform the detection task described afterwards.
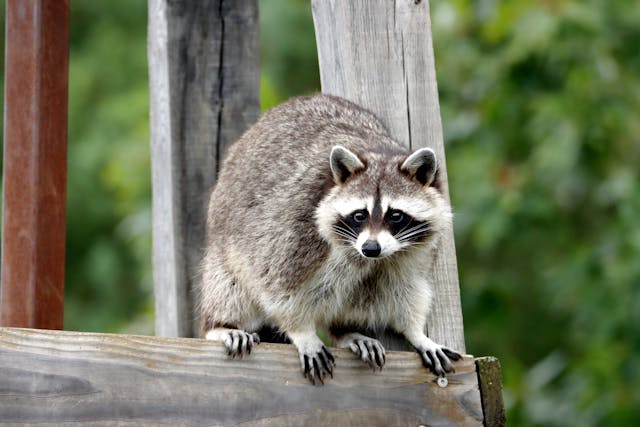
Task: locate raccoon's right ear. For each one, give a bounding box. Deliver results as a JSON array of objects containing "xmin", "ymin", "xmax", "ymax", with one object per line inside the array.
[
  {"xmin": 401, "ymin": 147, "xmax": 438, "ymax": 186},
  {"xmin": 330, "ymin": 145, "xmax": 365, "ymax": 184}
]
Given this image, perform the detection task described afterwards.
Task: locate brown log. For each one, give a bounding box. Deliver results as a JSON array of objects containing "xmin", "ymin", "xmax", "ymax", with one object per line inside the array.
[{"xmin": 1, "ymin": 0, "xmax": 70, "ymax": 329}]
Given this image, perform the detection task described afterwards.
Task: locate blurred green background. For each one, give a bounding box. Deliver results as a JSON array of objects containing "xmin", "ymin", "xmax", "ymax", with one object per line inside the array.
[{"xmin": 1, "ymin": 0, "xmax": 639, "ymax": 425}]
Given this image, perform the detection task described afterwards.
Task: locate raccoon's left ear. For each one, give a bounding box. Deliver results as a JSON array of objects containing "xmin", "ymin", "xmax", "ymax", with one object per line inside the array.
[
  {"xmin": 401, "ymin": 147, "xmax": 437, "ymax": 186},
  {"xmin": 330, "ymin": 145, "xmax": 365, "ymax": 184}
]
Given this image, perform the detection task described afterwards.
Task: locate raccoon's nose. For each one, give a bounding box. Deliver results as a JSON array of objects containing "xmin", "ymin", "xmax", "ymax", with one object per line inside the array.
[{"xmin": 361, "ymin": 240, "xmax": 381, "ymax": 258}]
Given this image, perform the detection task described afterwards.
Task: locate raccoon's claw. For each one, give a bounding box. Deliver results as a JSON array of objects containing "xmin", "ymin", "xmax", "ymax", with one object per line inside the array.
[
  {"xmin": 349, "ymin": 338, "xmax": 386, "ymax": 371},
  {"xmin": 223, "ymin": 330, "xmax": 260, "ymax": 358},
  {"xmin": 417, "ymin": 346, "xmax": 461, "ymax": 377},
  {"xmin": 335, "ymin": 332, "xmax": 386, "ymax": 371},
  {"xmin": 302, "ymin": 346, "xmax": 335, "ymax": 385}
]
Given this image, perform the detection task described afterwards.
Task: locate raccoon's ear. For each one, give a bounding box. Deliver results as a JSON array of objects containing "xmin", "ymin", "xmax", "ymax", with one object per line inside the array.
[
  {"xmin": 330, "ymin": 145, "xmax": 365, "ymax": 184},
  {"xmin": 400, "ymin": 147, "xmax": 437, "ymax": 186}
]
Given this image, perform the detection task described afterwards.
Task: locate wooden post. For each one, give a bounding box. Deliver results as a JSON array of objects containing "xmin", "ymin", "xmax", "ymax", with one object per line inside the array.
[
  {"xmin": 0, "ymin": 0, "xmax": 70, "ymax": 329},
  {"xmin": 312, "ymin": 0, "xmax": 466, "ymax": 352},
  {"xmin": 148, "ymin": 0, "xmax": 260, "ymax": 337}
]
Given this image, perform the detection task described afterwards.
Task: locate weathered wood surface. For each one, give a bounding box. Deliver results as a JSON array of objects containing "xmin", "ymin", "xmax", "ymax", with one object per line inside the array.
[
  {"xmin": 1, "ymin": 0, "xmax": 69, "ymax": 329},
  {"xmin": 0, "ymin": 328, "xmax": 483, "ymax": 426},
  {"xmin": 148, "ymin": 0, "xmax": 260, "ymax": 337},
  {"xmin": 312, "ymin": 0, "xmax": 466, "ymax": 353}
]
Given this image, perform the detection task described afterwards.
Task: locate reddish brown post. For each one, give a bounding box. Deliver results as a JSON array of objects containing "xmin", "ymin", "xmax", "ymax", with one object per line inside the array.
[{"xmin": 1, "ymin": 0, "xmax": 70, "ymax": 329}]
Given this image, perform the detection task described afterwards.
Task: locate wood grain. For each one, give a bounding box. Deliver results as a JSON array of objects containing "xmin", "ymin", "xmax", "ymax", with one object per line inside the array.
[
  {"xmin": 311, "ymin": 0, "xmax": 466, "ymax": 352},
  {"xmin": 1, "ymin": 0, "xmax": 69, "ymax": 329},
  {"xmin": 148, "ymin": 0, "xmax": 260, "ymax": 337},
  {"xmin": 0, "ymin": 328, "xmax": 482, "ymax": 426}
]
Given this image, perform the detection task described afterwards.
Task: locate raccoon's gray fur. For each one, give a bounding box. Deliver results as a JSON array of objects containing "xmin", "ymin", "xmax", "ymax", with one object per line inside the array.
[{"xmin": 200, "ymin": 94, "xmax": 461, "ymax": 384}]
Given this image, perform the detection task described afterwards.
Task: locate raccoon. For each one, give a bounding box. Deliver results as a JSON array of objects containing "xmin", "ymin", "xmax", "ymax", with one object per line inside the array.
[{"xmin": 200, "ymin": 94, "xmax": 461, "ymax": 384}]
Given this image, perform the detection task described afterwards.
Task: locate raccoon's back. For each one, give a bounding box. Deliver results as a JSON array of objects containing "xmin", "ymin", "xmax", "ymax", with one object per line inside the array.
[{"xmin": 219, "ymin": 94, "xmax": 390, "ymax": 188}]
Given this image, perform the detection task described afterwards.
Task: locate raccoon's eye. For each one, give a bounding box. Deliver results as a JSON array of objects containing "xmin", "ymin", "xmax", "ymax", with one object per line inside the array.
[
  {"xmin": 389, "ymin": 210, "xmax": 404, "ymax": 223},
  {"xmin": 352, "ymin": 210, "xmax": 368, "ymax": 223}
]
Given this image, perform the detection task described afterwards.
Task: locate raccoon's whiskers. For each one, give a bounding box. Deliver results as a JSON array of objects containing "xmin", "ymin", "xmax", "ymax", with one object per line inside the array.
[
  {"xmin": 332, "ymin": 230, "xmax": 354, "ymax": 242},
  {"xmin": 333, "ymin": 225, "xmax": 356, "ymax": 237},
  {"xmin": 395, "ymin": 224, "xmax": 430, "ymax": 242},
  {"xmin": 333, "ymin": 225, "xmax": 357, "ymax": 241},
  {"xmin": 398, "ymin": 241, "xmax": 423, "ymax": 250},
  {"xmin": 396, "ymin": 222, "xmax": 429, "ymax": 235},
  {"xmin": 398, "ymin": 229, "xmax": 430, "ymax": 242},
  {"xmin": 335, "ymin": 220, "xmax": 358, "ymax": 239},
  {"xmin": 396, "ymin": 221, "xmax": 413, "ymax": 236}
]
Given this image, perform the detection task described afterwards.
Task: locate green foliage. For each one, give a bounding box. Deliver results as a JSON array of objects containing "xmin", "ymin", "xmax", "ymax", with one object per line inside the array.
[
  {"xmin": 259, "ymin": 0, "xmax": 320, "ymax": 108},
  {"xmin": 64, "ymin": 0, "xmax": 153, "ymax": 333},
  {"xmin": 431, "ymin": 1, "xmax": 640, "ymax": 425},
  {"xmin": 0, "ymin": 0, "xmax": 637, "ymax": 425}
]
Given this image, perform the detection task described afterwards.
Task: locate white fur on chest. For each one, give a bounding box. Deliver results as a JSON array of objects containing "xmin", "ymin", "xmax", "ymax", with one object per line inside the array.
[
  {"xmin": 305, "ymin": 247, "xmax": 371, "ymax": 320},
  {"xmin": 263, "ymin": 244, "xmax": 434, "ymax": 332},
  {"xmin": 260, "ymin": 247, "xmax": 369, "ymax": 328},
  {"xmin": 342, "ymin": 257, "xmax": 434, "ymax": 331}
]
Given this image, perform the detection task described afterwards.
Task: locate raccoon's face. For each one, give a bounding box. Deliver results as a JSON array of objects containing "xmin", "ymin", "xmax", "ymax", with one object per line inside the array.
[{"xmin": 316, "ymin": 145, "xmax": 451, "ymax": 259}]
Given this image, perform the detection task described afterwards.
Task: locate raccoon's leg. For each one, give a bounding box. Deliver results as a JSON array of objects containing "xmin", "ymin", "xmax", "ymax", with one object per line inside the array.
[
  {"xmin": 200, "ymin": 258, "xmax": 263, "ymax": 358},
  {"xmin": 205, "ymin": 326, "xmax": 260, "ymax": 358},
  {"xmin": 329, "ymin": 326, "xmax": 386, "ymax": 371},
  {"xmin": 287, "ymin": 328, "xmax": 335, "ymax": 385},
  {"xmin": 390, "ymin": 276, "xmax": 462, "ymax": 376},
  {"xmin": 401, "ymin": 325, "xmax": 462, "ymax": 377}
]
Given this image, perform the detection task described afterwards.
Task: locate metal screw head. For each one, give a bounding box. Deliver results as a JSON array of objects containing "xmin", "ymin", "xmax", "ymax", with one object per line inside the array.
[{"xmin": 437, "ymin": 376, "xmax": 448, "ymax": 388}]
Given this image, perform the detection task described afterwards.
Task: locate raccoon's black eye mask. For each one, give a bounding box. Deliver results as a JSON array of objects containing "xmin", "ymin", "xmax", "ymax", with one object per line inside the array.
[
  {"xmin": 333, "ymin": 208, "xmax": 430, "ymax": 243},
  {"xmin": 384, "ymin": 209, "xmax": 416, "ymax": 236}
]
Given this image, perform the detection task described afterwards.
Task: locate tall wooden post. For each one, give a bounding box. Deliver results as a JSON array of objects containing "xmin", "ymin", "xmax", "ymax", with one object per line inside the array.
[
  {"xmin": 1, "ymin": 0, "xmax": 70, "ymax": 329},
  {"xmin": 312, "ymin": 0, "xmax": 466, "ymax": 352},
  {"xmin": 148, "ymin": 0, "xmax": 260, "ymax": 337}
]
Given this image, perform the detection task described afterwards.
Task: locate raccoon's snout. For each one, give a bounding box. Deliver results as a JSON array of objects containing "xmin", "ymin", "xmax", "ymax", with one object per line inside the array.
[{"xmin": 361, "ymin": 240, "xmax": 381, "ymax": 258}]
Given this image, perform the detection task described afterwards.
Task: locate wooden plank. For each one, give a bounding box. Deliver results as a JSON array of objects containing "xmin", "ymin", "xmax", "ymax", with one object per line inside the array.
[
  {"xmin": 311, "ymin": 0, "xmax": 466, "ymax": 352},
  {"xmin": 148, "ymin": 0, "xmax": 260, "ymax": 337},
  {"xmin": 0, "ymin": 0, "xmax": 70, "ymax": 329},
  {"xmin": 476, "ymin": 357, "xmax": 507, "ymax": 427},
  {"xmin": 0, "ymin": 327, "xmax": 483, "ymax": 426}
]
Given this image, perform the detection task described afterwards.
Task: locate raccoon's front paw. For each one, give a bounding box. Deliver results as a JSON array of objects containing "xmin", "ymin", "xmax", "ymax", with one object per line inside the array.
[
  {"xmin": 337, "ymin": 333, "xmax": 386, "ymax": 371},
  {"xmin": 224, "ymin": 330, "xmax": 261, "ymax": 358},
  {"xmin": 300, "ymin": 345, "xmax": 335, "ymax": 385},
  {"xmin": 206, "ymin": 328, "xmax": 260, "ymax": 358},
  {"xmin": 415, "ymin": 342, "xmax": 461, "ymax": 377},
  {"xmin": 288, "ymin": 331, "xmax": 336, "ymax": 385}
]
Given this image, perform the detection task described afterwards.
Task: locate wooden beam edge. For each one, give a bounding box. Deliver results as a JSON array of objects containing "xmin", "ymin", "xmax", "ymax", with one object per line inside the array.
[
  {"xmin": 0, "ymin": 328, "xmax": 493, "ymax": 424},
  {"xmin": 475, "ymin": 356, "xmax": 507, "ymax": 427},
  {"xmin": 0, "ymin": 327, "xmax": 476, "ymax": 378}
]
